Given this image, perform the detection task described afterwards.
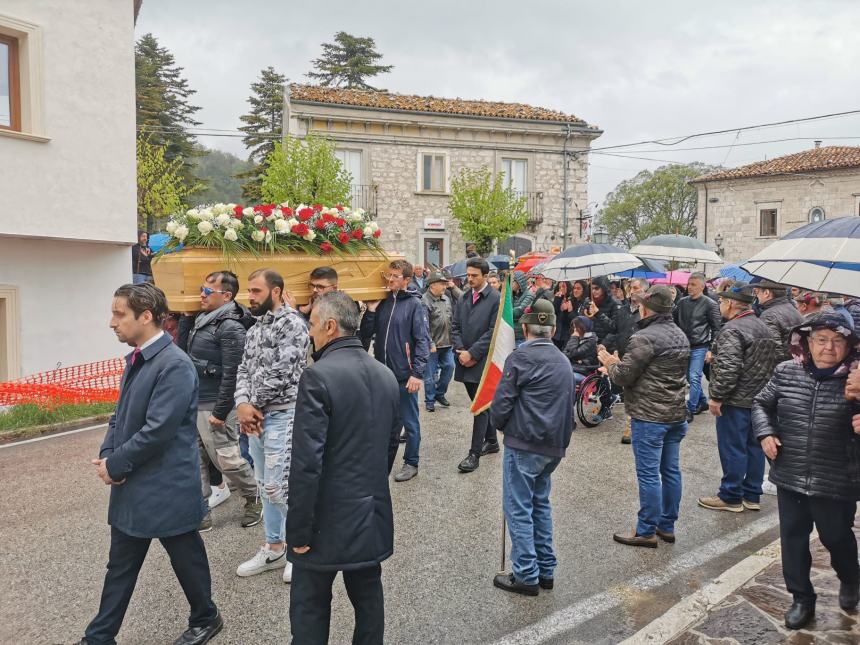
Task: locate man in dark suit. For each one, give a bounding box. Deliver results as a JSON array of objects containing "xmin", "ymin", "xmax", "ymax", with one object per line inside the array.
[
  {"xmin": 452, "ymin": 257, "xmax": 501, "ymax": 473},
  {"xmin": 287, "ymin": 291, "xmax": 401, "ymax": 645},
  {"xmin": 81, "ymin": 283, "xmax": 221, "ymax": 645}
]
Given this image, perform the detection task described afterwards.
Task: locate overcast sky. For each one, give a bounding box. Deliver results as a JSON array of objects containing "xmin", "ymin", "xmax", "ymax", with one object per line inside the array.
[{"xmin": 136, "ymin": 0, "xmax": 860, "ymax": 208}]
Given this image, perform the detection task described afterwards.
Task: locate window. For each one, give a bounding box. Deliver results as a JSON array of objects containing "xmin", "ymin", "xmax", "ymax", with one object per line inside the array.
[
  {"xmin": 0, "ymin": 34, "xmax": 20, "ymax": 131},
  {"xmin": 808, "ymin": 206, "xmax": 825, "ymax": 223},
  {"xmin": 423, "ymin": 237, "xmax": 444, "ymax": 269},
  {"xmin": 759, "ymin": 209, "xmax": 778, "ymax": 237},
  {"xmin": 334, "ymin": 149, "xmax": 363, "ymax": 184},
  {"xmin": 501, "ymin": 158, "xmax": 527, "ymax": 193},
  {"xmin": 419, "ymin": 152, "xmax": 446, "ymax": 192}
]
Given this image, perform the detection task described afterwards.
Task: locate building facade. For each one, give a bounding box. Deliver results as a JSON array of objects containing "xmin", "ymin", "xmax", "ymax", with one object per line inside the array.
[
  {"xmin": 692, "ymin": 145, "xmax": 860, "ymax": 263},
  {"xmin": 0, "ymin": 1, "xmax": 137, "ymax": 378},
  {"xmin": 287, "ymin": 85, "xmax": 601, "ymax": 268}
]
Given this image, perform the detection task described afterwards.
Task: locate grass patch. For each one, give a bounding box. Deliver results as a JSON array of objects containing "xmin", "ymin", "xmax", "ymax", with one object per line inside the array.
[{"xmin": 0, "ymin": 402, "xmax": 115, "ymax": 432}]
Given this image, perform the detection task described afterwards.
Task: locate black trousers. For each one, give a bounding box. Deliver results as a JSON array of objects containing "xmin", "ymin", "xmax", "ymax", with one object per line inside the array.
[
  {"xmin": 290, "ymin": 563, "xmax": 384, "ymax": 645},
  {"xmin": 463, "ymin": 380, "xmax": 495, "ymax": 456},
  {"xmin": 778, "ymin": 487, "xmax": 859, "ymax": 604},
  {"xmin": 84, "ymin": 527, "xmax": 217, "ymax": 644}
]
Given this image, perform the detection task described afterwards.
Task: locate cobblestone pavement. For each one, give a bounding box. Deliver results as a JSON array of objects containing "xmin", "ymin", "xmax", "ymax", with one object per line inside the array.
[{"xmin": 668, "ymin": 523, "xmax": 860, "ymax": 645}]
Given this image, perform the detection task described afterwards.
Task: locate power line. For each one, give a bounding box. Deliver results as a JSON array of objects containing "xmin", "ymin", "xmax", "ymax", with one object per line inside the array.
[{"xmin": 600, "ymin": 135, "xmax": 860, "ymax": 155}]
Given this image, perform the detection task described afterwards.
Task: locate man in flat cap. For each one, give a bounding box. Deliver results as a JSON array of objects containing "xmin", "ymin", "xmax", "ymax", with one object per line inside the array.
[{"xmin": 752, "ymin": 278, "xmax": 804, "ymax": 364}]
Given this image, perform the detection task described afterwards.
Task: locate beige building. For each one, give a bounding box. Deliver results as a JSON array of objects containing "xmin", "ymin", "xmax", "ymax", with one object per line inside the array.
[
  {"xmin": 287, "ymin": 85, "xmax": 601, "ymax": 268},
  {"xmin": 692, "ymin": 145, "xmax": 860, "ymax": 263}
]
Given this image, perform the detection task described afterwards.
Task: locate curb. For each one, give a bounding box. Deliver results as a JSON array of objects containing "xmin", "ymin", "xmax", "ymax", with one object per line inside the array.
[
  {"xmin": 0, "ymin": 414, "xmax": 112, "ymax": 445},
  {"xmin": 620, "ymin": 538, "xmax": 782, "ymax": 644}
]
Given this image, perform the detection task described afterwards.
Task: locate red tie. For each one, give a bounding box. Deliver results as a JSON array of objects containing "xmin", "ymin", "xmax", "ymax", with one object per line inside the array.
[
  {"xmin": 131, "ymin": 348, "xmax": 142, "ymax": 366},
  {"xmin": 472, "ymin": 291, "xmax": 480, "ymax": 305}
]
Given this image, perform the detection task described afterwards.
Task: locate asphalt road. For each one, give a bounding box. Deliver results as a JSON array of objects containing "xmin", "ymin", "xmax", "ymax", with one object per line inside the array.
[{"xmin": 0, "ymin": 387, "xmax": 779, "ymax": 645}]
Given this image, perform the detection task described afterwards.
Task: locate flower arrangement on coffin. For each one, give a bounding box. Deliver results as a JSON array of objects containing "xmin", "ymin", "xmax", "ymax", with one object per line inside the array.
[{"xmin": 160, "ymin": 202, "xmax": 383, "ymax": 257}]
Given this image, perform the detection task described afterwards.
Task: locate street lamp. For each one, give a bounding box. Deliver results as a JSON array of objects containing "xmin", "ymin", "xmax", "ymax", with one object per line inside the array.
[
  {"xmin": 593, "ymin": 224, "xmax": 610, "ymax": 245},
  {"xmin": 714, "ymin": 232, "xmax": 724, "ymax": 258}
]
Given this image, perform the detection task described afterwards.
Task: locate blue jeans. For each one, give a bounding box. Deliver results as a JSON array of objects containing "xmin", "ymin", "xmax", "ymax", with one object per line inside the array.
[
  {"xmin": 503, "ymin": 446, "xmax": 561, "ymax": 585},
  {"xmin": 398, "ymin": 382, "xmax": 421, "ymax": 467},
  {"xmin": 631, "ymin": 418, "xmax": 688, "ymax": 537},
  {"xmin": 573, "ymin": 371, "xmax": 587, "ymax": 385},
  {"xmin": 716, "ymin": 404, "xmax": 765, "ymax": 504},
  {"xmin": 239, "ymin": 432, "xmax": 252, "ymax": 467},
  {"xmin": 424, "ymin": 347, "xmax": 455, "ymax": 404},
  {"xmin": 248, "ymin": 408, "xmax": 294, "ymax": 544},
  {"xmin": 687, "ymin": 347, "xmax": 708, "ymax": 413}
]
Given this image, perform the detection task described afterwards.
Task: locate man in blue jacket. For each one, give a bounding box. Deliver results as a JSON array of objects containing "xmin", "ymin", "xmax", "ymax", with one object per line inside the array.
[
  {"xmin": 81, "ymin": 283, "xmax": 221, "ymax": 645},
  {"xmin": 360, "ymin": 259, "xmax": 431, "ymax": 483},
  {"xmin": 490, "ymin": 299, "xmax": 575, "ymax": 596}
]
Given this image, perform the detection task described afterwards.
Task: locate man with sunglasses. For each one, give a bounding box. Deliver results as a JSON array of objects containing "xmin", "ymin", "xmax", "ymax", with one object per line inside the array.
[{"xmin": 180, "ymin": 271, "xmax": 261, "ymax": 532}]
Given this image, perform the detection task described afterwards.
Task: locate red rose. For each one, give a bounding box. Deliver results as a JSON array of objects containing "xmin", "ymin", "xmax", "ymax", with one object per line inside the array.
[
  {"xmin": 322, "ymin": 212, "xmax": 335, "ymax": 223},
  {"xmin": 335, "ymin": 217, "xmax": 346, "ymax": 228},
  {"xmin": 337, "ymin": 232, "xmax": 350, "ymax": 244},
  {"xmin": 233, "ymin": 205, "xmax": 244, "ymax": 218},
  {"xmin": 260, "ymin": 204, "xmax": 275, "ymax": 217},
  {"xmin": 335, "ymin": 205, "xmax": 344, "ymax": 211},
  {"xmin": 291, "ymin": 223, "xmax": 310, "ymax": 236},
  {"xmin": 352, "ymin": 229, "xmax": 363, "ymax": 239},
  {"xmin": 320, "ymin": 241, "xmax": 333, "ymax": 253},
  {"xmin": 253, "ymin": 205, "xmax": 264, "ymax": 213},
  {"xmin": 373, "ymin": 229, "xmax": 382, "ymax": 238},
  {"xmin": 314, "ymin": 219, "xmax": 327, "ymax": 230},
  {"xmin": 312, "ymin": 203, "xmax": 323, "ymax": 212},
  {"xmin": 280, "ymin": 206, "xmax": 293, "ymax": 216},
  {"xmin": 298, "ymin": 207, "xmax": 314, "ymax": 221},
  {"xmin": 260, "ymin": 227, "xmax": 268, "ymax": 233}
]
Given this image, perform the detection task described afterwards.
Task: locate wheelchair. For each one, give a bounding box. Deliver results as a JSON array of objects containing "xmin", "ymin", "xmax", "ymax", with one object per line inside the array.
[{"xmin": 574, "ymin": 368, "xmax": 617, "ymax": 428}]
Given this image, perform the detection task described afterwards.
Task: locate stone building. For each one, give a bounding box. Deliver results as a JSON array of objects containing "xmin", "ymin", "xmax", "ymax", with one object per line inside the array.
[
  {"xmin": 691, "ymin": 145, "xmax": 860, "ymax": 263},
  {"xmin": 286, "ymin": 85, "xmax": 601, "ymax": 268}
]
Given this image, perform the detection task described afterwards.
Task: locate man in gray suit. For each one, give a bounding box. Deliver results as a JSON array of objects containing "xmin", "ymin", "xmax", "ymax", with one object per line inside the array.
[{"xmin": 81, "ymin": 283, "xmax": 221, "ymax": 645}]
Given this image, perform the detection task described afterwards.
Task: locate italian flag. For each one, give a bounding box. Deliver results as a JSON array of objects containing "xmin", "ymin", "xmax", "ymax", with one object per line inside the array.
[{"xmin": 470, "ymin": 274, "xmax": 516, "ymax": 415}]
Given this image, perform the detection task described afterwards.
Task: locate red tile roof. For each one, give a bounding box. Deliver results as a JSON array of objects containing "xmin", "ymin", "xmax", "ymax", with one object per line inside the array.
[
  {"xmin": 692, "ymin": 146, "xmax": 860, "ymax": 183},
  {"xmin": 289, "ymin": 84, "xmax": 593, "ymax": 127}
]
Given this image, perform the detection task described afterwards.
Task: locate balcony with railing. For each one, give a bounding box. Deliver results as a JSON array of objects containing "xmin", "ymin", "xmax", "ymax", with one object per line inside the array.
[
  {"xmin": 520, "ymin": 191, "xmax": 544, "ymax": 227},
  {"xmin": 347, "ymin": 184, "xmax": 378, "ymax": 215}
]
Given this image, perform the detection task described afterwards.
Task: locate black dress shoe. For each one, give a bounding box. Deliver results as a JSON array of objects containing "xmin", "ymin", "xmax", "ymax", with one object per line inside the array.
[
  {"xmin": 539, "ymin": 577, "xmax": 554, "ymax": 590},
  {"xmin": 173, "ymin": 612, "xmax": 223, "ymax": 645},
  {"xmin": 435, "ymin": 395, "xmax": 451, "ymax": 407},
  {"xmin": 784, "ymin": 602, "xmax": 815, "ymax": 630},
  {"xmin": 426, "ymin": 402, "xmax": 435, "ymax": 412},
  {"xmin": 458, "ymin": 453, "xmax": 479, "ymax": 473},
  {"xmin": 493, "ymin": 573, "xmax": 539, "ymax": 597},
  {"xmin": 480, "ymin": 440, "xmax": 500, "ymax": 455},
  {"xmin": 839, "ymin": 582, "xmax": 860, "ymax": 611}
]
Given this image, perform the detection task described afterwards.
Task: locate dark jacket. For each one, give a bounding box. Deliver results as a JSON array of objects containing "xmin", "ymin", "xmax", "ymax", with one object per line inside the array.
[
  {"xmin": 674, "ymin": 294, "xmax": 721, "ymax": 348},
  {"xmin": 360, "ymin": 289, "xmax": 431, "ymax": 382},
  {"xmin": 553, "ymin": 295, "xmax": 576, "ymax": 348},
  {"xmin": 709, "ymin": 311, "xmax": 778, "ymax": 408},
  {"xmin": 607, "ymin": 314, "xmax": 690, "ymax": 423},
  {"xmin": 758, "ymin": 296, "xmax": 804, "ymax": 363},
  {"xmin": 614, "ymin": 301, "xmax": 641, "ymax": 358},
  {"xmin": 511, "ymin": 271, "xmax": 536, "ymax": 342},
  {"xmin": 100, "ymin": 333, "xmax": 204, "ymax": 538},
  {"xmin": 451, "ymin": 285, "xmax": 501, "ymax": 383},
  {"xmin": 563, "ymin": 332, "xmax": 598, "ymax": 375},
  {"xmin": 490, "ymin": 338, "xmax": 575, "ymax": 458},
  {"xmin": 180, "ymin": 302, "xmax": 254, "ymax": 420},
  {"xmin": 753, "ymin": 360, "xmax": 860, "ymax": 501},
  {"xmin": 286, "ymin": 337, "xmax": 401, "ymax": 570},
  {"xmin": 845, "ymin": 298, "xmax": 860, "ymax": 331},
  {"xmin": 421, "ymin": 290, "xmax": 453, "ymax": 348},
  {"xmin": 131, "ymin": 243, "xmax": 152, "ymax": 276},
  {"xmin": 589, "ymin": 278, "xmax": 620, "ymax": 351}
]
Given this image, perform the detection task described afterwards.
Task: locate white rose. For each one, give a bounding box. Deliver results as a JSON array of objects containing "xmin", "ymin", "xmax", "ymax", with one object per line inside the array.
[
  {"xmin": 287, "ymin": 218, "xmax": 299, "ymax": 228},
  {"xmin": 243, "ymin": 207, "xmax": 254, "ymax": 217},
  {"xmin": 363, "ymin": 226, "xmax": 374, "ymax": 237},
  {"xmin": 347, "ymin": 213, "xmax": 364, "ymax": 223},
  {"xmin": 274, "ymin": 219, "xmax": 288, "ymax": 233},
  {"xmin": 230, "ymin": 218, "xmax": 244, "ymax": 229},
  {"xmin": 215, "ymin": 213, "xmax": 231, "ymax": 227},
  {"xmin": 165, "ymin": 221, "xmax": 178, "ymax": 235},
  {"xmin": 227, "ymin": 203, "xmax": 237, "ymax": 210},
  {"xmin": 279, "ymin": 201, "xmax": 289, "ymax": 208},
  {"xmin": 251, "ymin": 230, "xmax": 265, "ymax": 242},
  {"xmin": 224, "ymin": 228, "xmax": 238, "ymax": 242},
  {"xmin": 303, "ymin": 231, "xmax": 316, "ymax": 242},
  {"xmin": 186, "ymin": 208, "xmax": 200, "ymax": 219},
  {"xmin": 369, "ymin": 221, "xmax": 379, "ymax": 231},
  {"xmin": 197, "ymin": 220, "xmax": 213, "ymax": 235},
  {"xmin": 175, "ymin": 225, "xmax": 189, "ymax": 241},
  {"xmin": 253, "ymin": 214, "xmax": 263, "ymax": 224},
  {"xmin": 199, "ymin": 208, "xmax": 215, "ymax": 221},
  {"xmin": 354, "ymin": 208, "xmax": 365, "ymax": 217}
]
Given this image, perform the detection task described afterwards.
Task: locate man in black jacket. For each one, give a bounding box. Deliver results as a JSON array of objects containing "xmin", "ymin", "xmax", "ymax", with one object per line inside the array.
[
  {"xmin": 675, "ymin": 273, "xmax": 722, "ymax": 423},
  {"xmin": 452, "ymin": 257, "xmax": 501, "ymax": 473},
  {"xmin": 752, "ymin": 278, "xmax": 804, "ymax": 364},
  {"xmin": 698, "ymin": 282, "xmax": 777, "ymax": 514},
  {"xmin": 287, "ymin": 292, "xmax": 401, "ymax": 645},
  {"xmin": 490, "ymin": 299, "xmax": 574, "ymax": 596},
  {"xmin": 183, "ymin": 271, "xmax": 260, "ymax": 531}
]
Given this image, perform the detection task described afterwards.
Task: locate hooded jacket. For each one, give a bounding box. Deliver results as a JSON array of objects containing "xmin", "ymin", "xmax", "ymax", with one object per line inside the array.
[
  {"xmin": 709, "ymin": 310, "xmax": 778, "ymax": 408},
  {"xmin": 563, "ymin": 332, "xmax": 598, "ymax": 375},
  {"xmin": 360, "ymin": 289, "xmax": 431, "ymax": 382},
  {"xmin": 758, "ymin": 296, "xmax": 804, "ymax": 364}
]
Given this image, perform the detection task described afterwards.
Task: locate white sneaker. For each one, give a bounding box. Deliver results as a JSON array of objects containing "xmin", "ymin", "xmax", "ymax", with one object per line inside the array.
[
  {"xmin": 762, "ymin": 480, "xmax": 778, "ymax": 496},
  {"xmin": 236, "ymin": 546, "xmax": 287, "ymax": 577},
  {"xmin": 282, "ymin": 560, "xmax": 293, "ymax": 584},
  {"xmin": 208, "ymin": 484, "xmax": 231, "ymax": 509}
]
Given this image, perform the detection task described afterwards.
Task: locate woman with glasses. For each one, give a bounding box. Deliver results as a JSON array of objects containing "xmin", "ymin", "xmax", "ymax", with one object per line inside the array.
[{"xmin": 753, "ymin": 312, "xmax": 860, "ymax": 630}]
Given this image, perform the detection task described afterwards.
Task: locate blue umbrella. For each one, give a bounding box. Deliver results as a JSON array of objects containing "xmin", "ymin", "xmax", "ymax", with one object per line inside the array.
[
  {"xmin": 486, "ymin": 254, "xmax": 511, "ymax": 271},
  {"xmin": 616, "ymin": 257, "xmax": 667, "ymax": 279},
  {"xmin": 539, "ymin": 243, "xmax": 641, "ymax": 281},
  {"xmin": 719, "ymin": 263, "xmax": 751, "ymax": 281},
  {"xmin": 148, "ymin": 233, "xmax": 171, "ymax": 253},
  {"xmin": 445, "ymin": 258, "xmax": 498, "ymax": 278}
]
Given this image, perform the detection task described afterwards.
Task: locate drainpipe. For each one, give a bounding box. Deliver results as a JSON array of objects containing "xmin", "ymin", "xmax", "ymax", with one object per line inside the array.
[
  {"xmin": 562, "ymin": 124, "xmax": 572, "ymax": 249},
  {"xmin": 703, "ymin": 182, "xmax": 709, "ymax": 244}
]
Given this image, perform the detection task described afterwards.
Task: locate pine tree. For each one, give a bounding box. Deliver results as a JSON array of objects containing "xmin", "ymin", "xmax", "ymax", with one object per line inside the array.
[
  {"xmin": 237, "ymin": 66, "xmax": 287, "ymax": 201},
  {"xmin": 135, "ymin": 33, "xmax": 202, "ymax": 191},
  {"xmin": 307, "ymin": 32, "xmax": 393, "ymax": 90}
]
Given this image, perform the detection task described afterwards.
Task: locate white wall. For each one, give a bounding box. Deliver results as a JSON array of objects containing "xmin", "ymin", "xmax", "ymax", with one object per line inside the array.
[
  {"xmin": 0, "ymin": 238, "xmax": 130, "ymax": 375},
  {"xmin": 0, "ymin": 0, "xmax": 137, "ymax": 244}
]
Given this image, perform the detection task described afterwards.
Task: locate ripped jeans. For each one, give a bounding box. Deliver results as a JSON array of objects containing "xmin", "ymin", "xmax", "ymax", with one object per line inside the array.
[{"xmin": 248, "ymin": 407, "xmax": 294, "ymax": 544}]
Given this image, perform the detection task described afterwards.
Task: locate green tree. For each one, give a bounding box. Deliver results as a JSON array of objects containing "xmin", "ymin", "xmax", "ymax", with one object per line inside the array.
[
  {"xmin": 238, "ymin": 66, "xmax": 287, "ymax": 201},
  {"xmin": 135, "ymin": 33, "xmax": 202, "ymax": 191},
  {"xmin": 307, "ymin": 32, "xmax": 393, "ymax": 90},
  {"xmin": 189, "ymin": 146, "xmax": 252, "ymax": 205},
  {"xmin": 448, "ymin": 167, "xmax": 528, "ymax": 256},
  {"xmin": 260, "ymin": 134, "xmax": 352, "ymax": 206},
  {"xmin": 137, "ymin": 134, "xmax": 195, "ymax": 232},
  {"xmin": 599, "ymin": 162, "xmax": 721, "ymax": 247}
]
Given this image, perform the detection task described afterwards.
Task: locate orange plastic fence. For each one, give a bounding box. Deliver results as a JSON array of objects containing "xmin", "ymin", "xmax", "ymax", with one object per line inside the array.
[{"xmin": 0, "ymin": 358, "xmax": 124, "ymax": 408}]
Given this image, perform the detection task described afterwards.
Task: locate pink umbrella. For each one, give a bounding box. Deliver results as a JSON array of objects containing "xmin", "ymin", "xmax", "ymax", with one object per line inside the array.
[{"xmin": 650, "ymin": 270, "xmax": 691, "ymax": 286}]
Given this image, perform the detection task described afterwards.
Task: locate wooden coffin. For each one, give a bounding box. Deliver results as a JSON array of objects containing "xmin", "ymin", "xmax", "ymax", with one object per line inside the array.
[{"xmin": 152, "ymin": 247, "xmax": 401, "ymax": 312}]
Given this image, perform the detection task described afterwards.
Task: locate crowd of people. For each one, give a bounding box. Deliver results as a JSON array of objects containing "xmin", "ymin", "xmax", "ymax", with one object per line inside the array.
[{"xmin": 79, "ymin": 251, "xmax": 860, "ymax": 643}]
